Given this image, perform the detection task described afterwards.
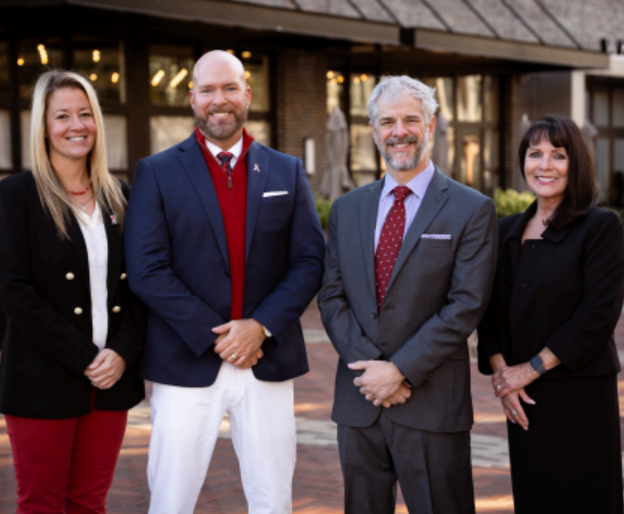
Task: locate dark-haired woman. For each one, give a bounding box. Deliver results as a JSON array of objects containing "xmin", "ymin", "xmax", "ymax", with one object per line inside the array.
[{"xmin": 478, "ymin": 115, "xmax": 624, "ymax": 513}]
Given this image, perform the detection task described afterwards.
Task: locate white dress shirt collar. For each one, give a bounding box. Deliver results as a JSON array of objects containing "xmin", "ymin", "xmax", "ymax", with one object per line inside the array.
[
  {"xmin": 380, "ymin": 160, "xmax": 436, "ymax": 201},
  {"xmin": 203, "ymin": 135, "xmax": 244, "ymax": 167}
]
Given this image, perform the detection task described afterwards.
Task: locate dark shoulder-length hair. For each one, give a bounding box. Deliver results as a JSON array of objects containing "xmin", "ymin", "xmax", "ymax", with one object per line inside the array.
[{"xmin": 518, "ymin": 115, "xmax": 598, "ymax": 230}]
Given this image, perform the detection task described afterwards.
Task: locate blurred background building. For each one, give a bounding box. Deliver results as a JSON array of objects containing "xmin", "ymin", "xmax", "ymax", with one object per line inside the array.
[{"xmin": 2, "ymin": 0, "xmax": 624, "ymax": 203}]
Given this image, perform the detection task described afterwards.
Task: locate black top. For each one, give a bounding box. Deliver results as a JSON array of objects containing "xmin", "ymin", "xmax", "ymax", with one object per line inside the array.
[
  {"xmin": 478, "ymin": 202, "xmax": 624, "ymax": 379},
  {"xmin": 0, "ymin": 171, "xmax": 146, "ymax": 418}
]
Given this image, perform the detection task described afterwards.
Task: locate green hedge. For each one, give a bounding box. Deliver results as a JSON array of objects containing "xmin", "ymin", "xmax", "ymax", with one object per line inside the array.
[
  {"xmin": 493, "ymin": 188, "xmax": 535, "ymax": 219},
  {"xmin": 315, "ymin": 197, "xmax": 334, "ymax": 230}
]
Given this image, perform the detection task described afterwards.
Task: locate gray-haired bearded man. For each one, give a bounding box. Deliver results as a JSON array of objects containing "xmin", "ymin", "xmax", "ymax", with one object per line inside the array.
[{"xmin": 318, "ymin": 76, "xmax": 498, "ymax": 514}]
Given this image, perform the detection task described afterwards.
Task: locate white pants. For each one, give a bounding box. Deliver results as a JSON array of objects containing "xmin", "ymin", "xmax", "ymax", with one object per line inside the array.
[{"xmin": 147, "ymin": 362, "xmax": 296, "ymax": 514}]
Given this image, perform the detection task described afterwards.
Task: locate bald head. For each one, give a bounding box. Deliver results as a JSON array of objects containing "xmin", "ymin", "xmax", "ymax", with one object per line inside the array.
[{"xmin": 192, "ymin": 50, "xmax": 246, "ymax": 90}]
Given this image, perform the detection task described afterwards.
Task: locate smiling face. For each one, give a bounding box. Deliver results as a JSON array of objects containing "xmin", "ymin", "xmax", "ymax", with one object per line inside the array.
[
  {"xmin": 524, "ymin": 138, "xmax": 569, "ymax": 204},
  {"xmin": 190, "ymin": 52, "xmax": 251, "ymax": 149},
  {"xmin": 371, "ymin": 91, "xmax": 435, "ymax": 178},
  {"xmin": 46, "ymin": 87, "xmax": 96, "ymax": 165}
]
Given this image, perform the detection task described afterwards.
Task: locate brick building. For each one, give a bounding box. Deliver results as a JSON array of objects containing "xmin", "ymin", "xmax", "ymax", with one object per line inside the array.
[{"xmin": 1, "ymin": 0, "xmax": 623, "ymax": 201}]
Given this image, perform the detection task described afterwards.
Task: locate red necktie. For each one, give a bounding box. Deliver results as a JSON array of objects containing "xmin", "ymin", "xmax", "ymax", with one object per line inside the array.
[
  {"xmin": 375, "ymin": 186, "xmax": 412, "ymax": 311},
  {"xmin": 217, "ymin": 151, "xmax": 234, "ymax": 189}
]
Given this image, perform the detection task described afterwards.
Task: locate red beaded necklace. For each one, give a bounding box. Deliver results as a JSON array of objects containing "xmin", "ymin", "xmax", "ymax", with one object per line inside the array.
[{"xmin": 66, "ymin": 182, "xmax": 91, "ymax": 196}]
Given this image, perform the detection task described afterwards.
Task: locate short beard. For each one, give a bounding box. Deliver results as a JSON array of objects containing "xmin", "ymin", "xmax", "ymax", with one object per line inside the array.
[
  {"xmin": 195, "ymin": 106, "xmax": 248, "ymax": 141},
  {"xmin": 375, "ymin": 132, "xmax": 429, "ymax": 171}
]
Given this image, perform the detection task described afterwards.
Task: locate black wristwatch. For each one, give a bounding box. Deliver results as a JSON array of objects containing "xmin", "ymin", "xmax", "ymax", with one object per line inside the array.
[{"xmin": 530, "ymin": 354, "xmax": 547, "ymax": 376}]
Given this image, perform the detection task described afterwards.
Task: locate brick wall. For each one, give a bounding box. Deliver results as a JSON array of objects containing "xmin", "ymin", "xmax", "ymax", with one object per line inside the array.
[{"xmin": 275, "ymin": 48, "xmax": 328, "ymax": 195}]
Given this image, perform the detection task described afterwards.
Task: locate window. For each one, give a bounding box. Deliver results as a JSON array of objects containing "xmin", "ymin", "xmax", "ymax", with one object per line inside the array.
[
  {"xmin": 18, "ymin": 39, "xmax": 64, "ymax": 99},
  {"xmin": 0, "ymin": 41, "xmax": 8, "ymax": 98},
  {"xmin": 0, "ymin": 110, "xmax": 10, "ymax": 169},
  {"xmin": 73, "ymin": 37, "xmax": 125, "ymax": 104},
  {"xmin": 149, "ymin": 46, "xmax": 194, "ymax": 108},
  {"xmin": 150, "ymin": 116, "xmax": 195, "ymax": 155},
  {"xmin": 349, "ymin": 73, "xmax": 377, "ymax": 187},
  {"xmin": 327, "ymin": 70, "xmax": 345, "ymax": 114}
]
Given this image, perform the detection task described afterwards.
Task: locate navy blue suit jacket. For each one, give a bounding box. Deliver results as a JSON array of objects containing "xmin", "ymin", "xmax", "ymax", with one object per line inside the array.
[{"xmin": 124, "ymin": 133, "xmax": 325, "ymax": 386}]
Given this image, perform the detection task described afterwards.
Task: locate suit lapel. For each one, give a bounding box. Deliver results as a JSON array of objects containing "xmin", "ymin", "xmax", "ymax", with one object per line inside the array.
[
  {"xmin": 178, "ymin": 134, "xmax": 229, "ymax": 265},
  {"xmin": 66, "ymin": 212, "xmax": 90, "ymax": 296},
  {"xmin": 102, "ymin": 203, "xmax": 122, "ymax": 308},
  {"xmin": 359, "ymin": 179, "xmax": 384, "ymax": 300},
  {"xmin": 245, "ymin": 142, "xmax": 269, "ymax": 261},
  {"xmin": 384, "ymin": 168, "xmax": 449, "ymax": 297}
]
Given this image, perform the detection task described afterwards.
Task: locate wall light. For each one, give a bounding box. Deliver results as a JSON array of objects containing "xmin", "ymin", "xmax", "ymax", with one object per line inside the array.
[
  {"xmin": 337, "ymin": 76, "xmax": 344, "ymax": 84},
  {"xmin": 327, "ymin": 71, "xmax": 334, "ymax": 79},
  {"xmin": 92, "ymin": 50, "xmax": 101, "ymax": 63},
  {"xmin": 245, "ymin": 71, "xmax": 251, "ymax": 79},
  {"xmin": 188, "ymin": 81, "xmax": 193, "ymax": 89},
  {"xmin": 226, "ymin": 49, "xmax": 235, "ymax": 55},
  {"xmin": 37, "ymin": 44, "xmax": 48, "ymax": 65},
  {"xmin": 151, "ymin": 70, "xmax": 165, "ymax": 87},
  {"xmin": 241, "ymin": 51, "xmax": 252, "ymax": 58},
  {"xmin": 111, "ymin": 72, "xmax": 120, "ymax": 84},
  {"xmin": 90, "ymin": 74, "xmax": 97, "ymax": 82},
  {"xmin": 304, "ymin": 137, "xmax": 315, "ymax": 175},
  {"xmin": 17, "ymin": 58, "xmax": 24, "ymax": 66},
  {"xmin": 170, "ymin": 69, "xmax": 188, "ymax": 88}
]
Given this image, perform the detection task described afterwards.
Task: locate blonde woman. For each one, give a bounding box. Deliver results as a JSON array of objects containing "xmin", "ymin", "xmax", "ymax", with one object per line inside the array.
[{"xmin": 0, "ymin": 70, "xmax": 145, "ymax": 513}]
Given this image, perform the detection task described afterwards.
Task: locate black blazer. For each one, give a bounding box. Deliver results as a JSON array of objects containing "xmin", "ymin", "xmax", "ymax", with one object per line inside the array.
[
  {"xmin": 478, "ymin": 202, "xmax": 624, "ymax": 379},
  {"xmin": 0, "ymin": 171, "xmax": 145, "ymax": 419}
]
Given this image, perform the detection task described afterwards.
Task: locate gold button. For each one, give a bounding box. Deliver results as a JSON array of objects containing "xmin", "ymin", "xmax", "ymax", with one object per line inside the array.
[
  {"xmin": 112, "ymin": 306, "xmax": 121, "ymax": 313},
  {"xmin": 66, "ymin": 272, "xmax": 75, "ymax": 280},
  {"xmin": 74, "ymin": 307, "xmax": 83, "ymax": 315},
  {"xmin": 120, "ymin": 273, "xmax": 127, "ymax": 280}
]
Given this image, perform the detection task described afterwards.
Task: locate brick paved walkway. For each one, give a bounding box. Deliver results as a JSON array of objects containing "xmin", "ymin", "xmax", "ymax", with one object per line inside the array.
[{"xmin": 1, "ymin": 306, "xmax": 623, "ymax": 513}]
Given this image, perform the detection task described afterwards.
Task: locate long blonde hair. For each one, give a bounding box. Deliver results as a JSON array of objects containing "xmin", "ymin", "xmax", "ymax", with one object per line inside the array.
[{"xmin": 30, "ymin": 70, "xmax": 126, "ymax": 239}]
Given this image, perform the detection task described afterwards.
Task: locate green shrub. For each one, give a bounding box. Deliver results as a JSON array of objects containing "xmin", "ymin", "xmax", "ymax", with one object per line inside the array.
[
  {"xmin": 493, "ymin": 188, "xmax": 535, "ymax": 218},
  {"xmin": 315, "ymin": 197, "xmax": 334, "ymax": 230}
]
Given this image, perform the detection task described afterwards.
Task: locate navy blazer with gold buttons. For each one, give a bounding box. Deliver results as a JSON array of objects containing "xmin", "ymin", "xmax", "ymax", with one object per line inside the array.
[
  {"xmin": 0, "ymin": 171, "xmax": 146, "ymax": 419},
  {"xmin": 478, "ymin": 201, "xmax": 624, "ymax": 379}
]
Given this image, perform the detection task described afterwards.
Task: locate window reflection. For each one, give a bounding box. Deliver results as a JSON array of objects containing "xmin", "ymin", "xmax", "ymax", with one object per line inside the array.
[
  {"xmin": 245, "ymin": 120, "xmax": 271, "ymax": 147},
  {"xmin": 350, "ymin": 123, "xmax": 376, "ymax": 172},
  {"xmin": 593, "ymin": 88, "xmax": 609, "ymax": 127},
  {"xmin": 484, "ymin": 129, "xmax": 499, "ymax": 195},
  {"xmin": 327, "ymin": 70, "xmax": 344, "ymax": 114},
  {"xmin": 150, "ymin": 116, "xmax": 195, "ymax": 154},
  {"xmin": 457, "ymin": 75, "xmax": 482, "ymax": 122},
  {"xmin": 73, "ymin": 37, "xmax": 125, "ymax": 103},
  {"xmin": 21, "ymin": 110, "xmax": 31, "ymax": 170},
  {"xmin": 245, "ymin": 55, "xmax": 269, "ymax": 113},
  {"xmin": 19, "ymin": 39, "xmax": 64, "ymax": 99},
  {"xmin": 483, "ymin": 76, "xmax": 499, "ymax": 122},
  {"xmin": 596, "ymin": 138, "xmax": 609, "ymax": 200},
  {"xmin": 350, "ymin": 74, "xmax": 375, "ymax": 117},
  {"xmin": 435, "ymin": 77, "xmax": 454, "ymax": 121},
  {"xmin": 149, "ymin": 46, "xmax": 193, "ymax": 108},
  {"xmin": 0, "ymin": 110, "xmax": 10, "ymax": 169},
  {"xmin": 613, "ymin": 90, "xmax": 624, "ymax": 128},
  {"xmin": 103, "ymin": 115, "xmax": 127, "ymax": 169},
  {"xmin": 460, "ymin": 133, "xmax": 481, "ymax": 190}
]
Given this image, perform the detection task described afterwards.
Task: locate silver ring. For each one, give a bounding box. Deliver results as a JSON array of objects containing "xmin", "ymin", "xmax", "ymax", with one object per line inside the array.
[
  {"xmin": 496, "ymin": 384, "xmax": 502, "ymax": 390},
  {"xmin": 511, "ymin": 410, "xmax": 517, "ymax": 416}
]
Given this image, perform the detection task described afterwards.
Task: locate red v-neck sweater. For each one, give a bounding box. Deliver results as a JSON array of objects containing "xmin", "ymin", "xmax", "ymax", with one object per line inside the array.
[{"xmin": 195, "ymin": 127, "xmax": 255, "ymax": 321}]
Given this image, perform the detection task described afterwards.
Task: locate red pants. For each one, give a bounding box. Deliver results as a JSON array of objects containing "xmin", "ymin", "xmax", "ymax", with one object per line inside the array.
[{"xmin": 5, "ymin": 390, "xmax": 128, "ymax": 514}]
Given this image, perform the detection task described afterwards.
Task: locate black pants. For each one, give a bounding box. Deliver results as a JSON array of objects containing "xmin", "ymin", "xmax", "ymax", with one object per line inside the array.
[
  {"xmin": 338, "ymin": 413, "xmax": 475, "ymax": 514},
  {"xmin": 509, "ymin": 374, "xmax": 623, "ymax": 514}
]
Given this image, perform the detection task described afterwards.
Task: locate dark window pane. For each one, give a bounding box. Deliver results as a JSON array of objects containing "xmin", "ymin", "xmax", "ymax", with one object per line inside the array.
[
  {"xmin": 596, "ymin": 137, "xmax": 609, "ymax": 200},
  {"xmin": 613, "ymin": 89, "xmax": 624, "ymax": 128},
  {"xmin": 149, "ymin": 46, "xmax": 194, "ymax": 108},
  {"xmin": 73, "ymin": 37, "xmax": 125, "ymax": 104},
  {"xmin": 18, "ymin": 39, "xmax": 64, "ymax": 99},
  {"xmin": 245, "ymin": 55, "xmax": 270, "ymax": 113},
  {"xmin": 593, "ymin": 87, "xmax": 609, "ymax": 127},
  {"xmin": 0, "ymin": 41, "xmax": 8, "ymax": 97},
  {"xmin": 483, "ymin": 76, "xmax": 499, "ymax": 122}
]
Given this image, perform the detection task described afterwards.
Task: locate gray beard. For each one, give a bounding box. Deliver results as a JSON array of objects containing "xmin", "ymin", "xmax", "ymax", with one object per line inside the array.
[
  {"xmin": 376, "ymin": 133, "xmax": 429, "ymax": 171},
  {"xmin": 195, "ymin": 108, "xmax": 248, "ymax": 141}
]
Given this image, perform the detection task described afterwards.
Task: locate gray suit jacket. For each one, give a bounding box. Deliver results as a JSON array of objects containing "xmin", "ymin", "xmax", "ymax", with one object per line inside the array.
[{"xmin": 318, "ymin": 168, "xmax": 498, "ymax": 433}]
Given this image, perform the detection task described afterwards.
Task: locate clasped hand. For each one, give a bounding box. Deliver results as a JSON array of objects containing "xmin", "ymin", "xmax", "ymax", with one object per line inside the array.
[
  {"xmin": 349, "ymin": 360, "xmax": 411, "ymax": 408},
  {"xmin": 84, "ymin": 349, "xmax": 126, "ymax": 389},
  {"xmin": 213, "ymin": 319, "xmax": 265, "ymax": 369},
  {"xmin": 491, "ymin": 363, "xmax": 538, "ymax": 430}
]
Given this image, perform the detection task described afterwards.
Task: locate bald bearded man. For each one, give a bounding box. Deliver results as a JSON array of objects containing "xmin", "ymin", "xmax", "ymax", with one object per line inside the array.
[{"xmin": 125, "ymin": 51, "xmax": 325, "ymax": 514}]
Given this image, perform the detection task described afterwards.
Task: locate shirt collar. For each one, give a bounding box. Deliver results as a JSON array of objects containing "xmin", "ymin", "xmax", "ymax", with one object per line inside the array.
[
  {"xmin": 203, "ymin": 135, "xmax": 244, "ymax": 161},
  {"xmin": 381, "ymin": 160, "xmax": 436, "ymax": 200}
]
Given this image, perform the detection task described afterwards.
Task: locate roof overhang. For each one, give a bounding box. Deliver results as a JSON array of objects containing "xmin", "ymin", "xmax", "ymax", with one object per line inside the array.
[
  {"xmin": 401, "ymin": 29, "xmax": 609, "ymax": 69},
  {"xmin": 65, "ymin": 0, "xmax": 401, "ymax": 46}
]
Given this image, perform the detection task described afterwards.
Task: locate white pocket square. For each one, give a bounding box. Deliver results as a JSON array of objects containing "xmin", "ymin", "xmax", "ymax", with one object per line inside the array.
[
  {"xmin": 421, "ymin": 234, "xmax": 452, "ymax": 240},
  {"xmin": 263, "ymin": 191, "xmax": 288, "ymax": 198}
]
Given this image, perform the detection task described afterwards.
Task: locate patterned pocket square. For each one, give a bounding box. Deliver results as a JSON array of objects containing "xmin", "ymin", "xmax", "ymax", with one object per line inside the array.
[{"xmin": 421, "ymin": 234, "xmax": 452, "ymax": 240}]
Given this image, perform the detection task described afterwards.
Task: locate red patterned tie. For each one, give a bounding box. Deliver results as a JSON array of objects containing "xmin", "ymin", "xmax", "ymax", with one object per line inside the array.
[
  {"xmin": 217, "ymin": 151, "xmax": 234, "ymax": 189},
  {"xmin": 375, "ymin": 186, "xmax": 412, "ymax": 311}
]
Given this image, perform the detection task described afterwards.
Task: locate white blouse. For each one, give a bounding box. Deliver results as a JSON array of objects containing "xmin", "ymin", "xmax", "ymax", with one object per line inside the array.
[{"xmin": 76, "ymin": 202, "xmax": 109, "ymax": 350}]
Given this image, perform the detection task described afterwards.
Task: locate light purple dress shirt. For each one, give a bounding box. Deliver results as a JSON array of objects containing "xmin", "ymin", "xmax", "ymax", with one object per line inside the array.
[{"xmin": 374, "ymin": 161, "xmax": 436, "ymax": 253}]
